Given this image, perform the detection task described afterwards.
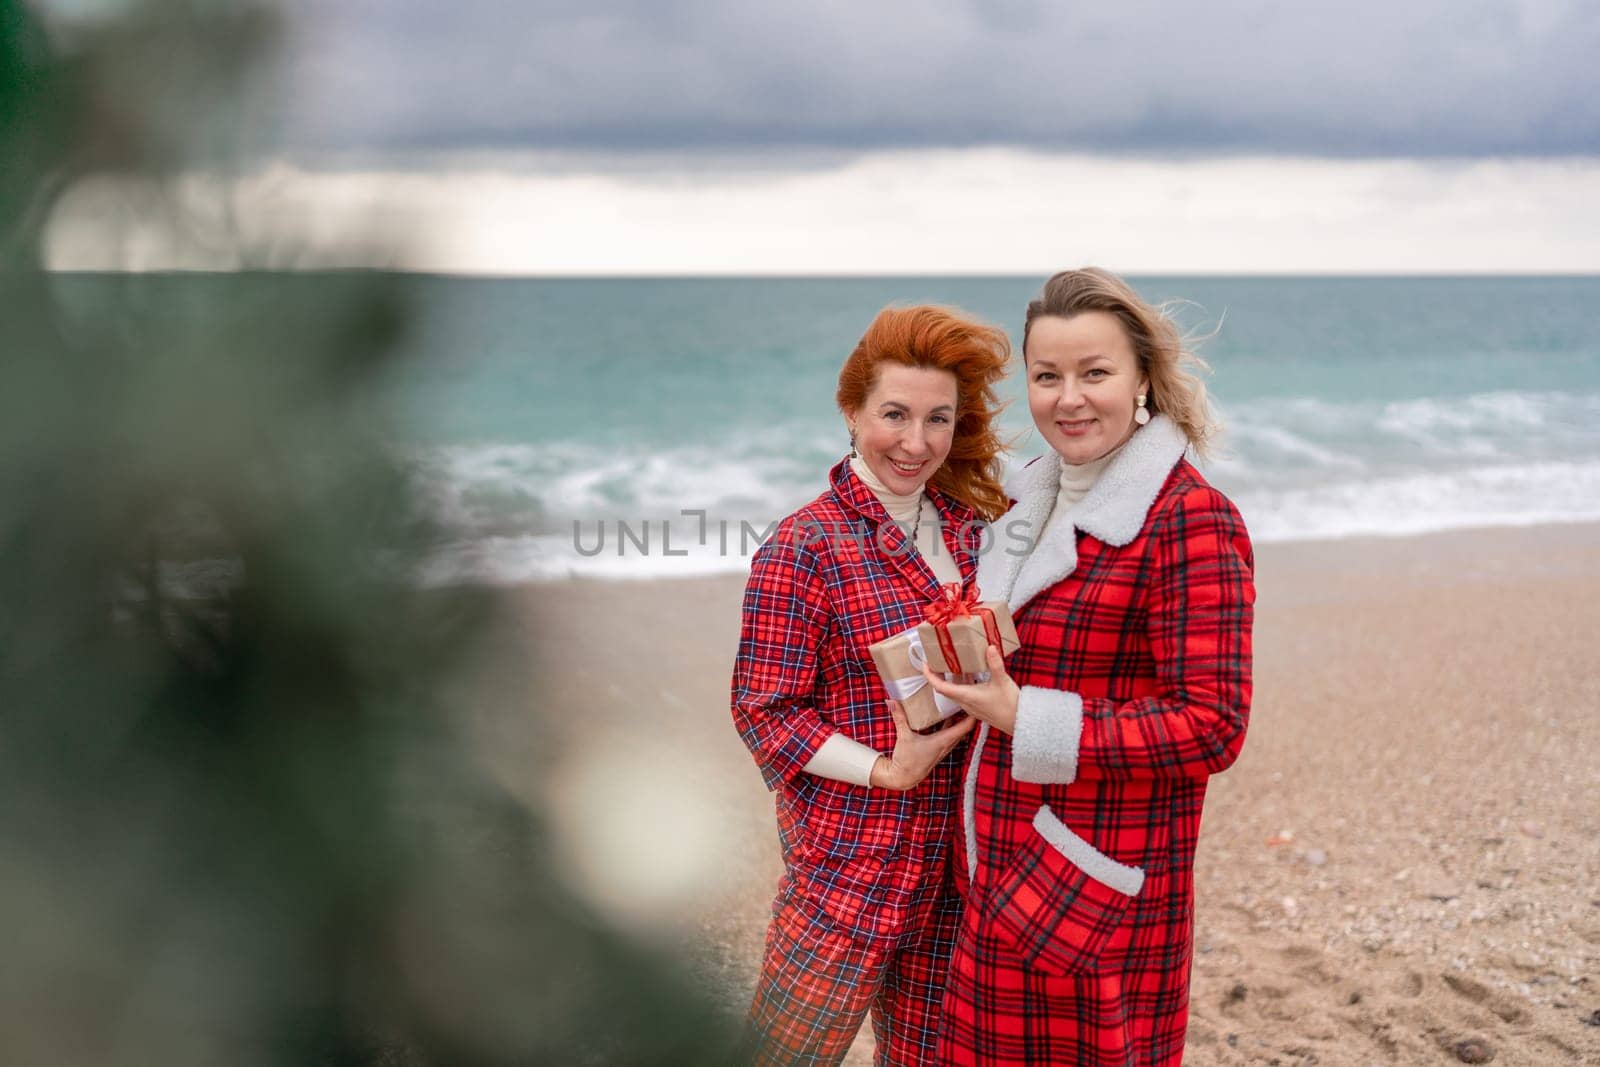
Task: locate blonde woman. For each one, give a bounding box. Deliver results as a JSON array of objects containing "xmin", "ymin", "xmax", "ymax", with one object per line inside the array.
[{"xmin": 925, "ymin": 268, "xmax": 1255, "ymax": 1065}]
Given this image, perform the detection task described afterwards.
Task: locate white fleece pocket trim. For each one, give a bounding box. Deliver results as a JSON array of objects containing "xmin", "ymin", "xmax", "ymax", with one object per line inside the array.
[
  {"xmin": 964, "ymin": 723, "xmax": 989, "ymax": 883},
  {"xmin": 1032, "ymin": 805, "xmax": 1146, "ymax": 898}
]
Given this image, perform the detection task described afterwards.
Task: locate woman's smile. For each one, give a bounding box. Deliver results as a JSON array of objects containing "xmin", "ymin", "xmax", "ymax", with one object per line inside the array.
[
  {"xmin": 848, "ymin": 362, "xmax": 959, "ymax": 495},
  {"xmin": 1026, "ymin": 311, "xmax": 1146, "ymax": 465}
]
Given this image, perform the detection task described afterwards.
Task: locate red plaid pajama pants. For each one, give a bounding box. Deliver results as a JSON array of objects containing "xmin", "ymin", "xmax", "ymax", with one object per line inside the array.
[{"xmin": 744, "ymin": 888, "xmax": 962, "ymax": 1066}]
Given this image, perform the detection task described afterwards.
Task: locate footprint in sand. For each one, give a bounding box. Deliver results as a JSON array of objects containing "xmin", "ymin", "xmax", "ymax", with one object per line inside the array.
[
  {"xmin": 1220, "ymin": 980, "xmax": 1250, "ymax": 1018},
  {"xmin": 1335, "ymin": 1013, "xmax": 1400, "ymax": 1058},
  {"xmin": 1442, "ymin": 972, "xmax": 1529, "ymax": 1025},
  {"xmin": 1396, "ymin": 970, "xmax": 1425, "ymax": 998},
  {"xmin": 1278, "ymin": 942, "xmax": 1339, "ymax": 987}
]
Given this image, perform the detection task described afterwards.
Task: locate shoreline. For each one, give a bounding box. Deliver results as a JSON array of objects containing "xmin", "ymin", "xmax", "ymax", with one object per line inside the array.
[{"xmin": 501, "ymin": 520, "xmax": 1600, "ymax": 1064}]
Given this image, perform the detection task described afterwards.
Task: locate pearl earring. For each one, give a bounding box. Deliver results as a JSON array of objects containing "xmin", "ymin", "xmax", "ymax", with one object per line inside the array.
[{"xmin": 1134, "ymin": 394, "xmax": 1151, "ymax": 426}]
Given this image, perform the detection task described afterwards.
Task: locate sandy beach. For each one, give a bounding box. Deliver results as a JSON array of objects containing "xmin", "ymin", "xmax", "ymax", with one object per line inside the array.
[{"xmin": 501, "ymin": 521, "xmax": 1600, "ymax": 1065}]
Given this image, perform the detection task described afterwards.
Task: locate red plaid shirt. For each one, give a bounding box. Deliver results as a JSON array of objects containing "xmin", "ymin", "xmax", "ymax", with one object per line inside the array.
[
  {"xmin": 732, "ymin": 458, "xmax": 985, "ymax": 943},
  {"xmin": 943, "ymin": 416, "xmax": 1255, "ymax": 1065}
]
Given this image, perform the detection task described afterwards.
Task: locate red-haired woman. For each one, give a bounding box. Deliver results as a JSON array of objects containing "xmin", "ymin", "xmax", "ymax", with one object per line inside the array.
[
  {"xmin": 923, "ymin": 268, "xmax": 1256, "ymax": 1065},
  {"xmin": 731, "ymin": 305, "xmax": 1011, "ymax": 1065}
]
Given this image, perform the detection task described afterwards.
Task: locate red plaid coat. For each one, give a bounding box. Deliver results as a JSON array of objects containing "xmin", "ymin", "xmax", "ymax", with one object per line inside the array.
[
  {"xmin": 732, "ymin": 458, "xmax": 986, "ymax": 944},
  {"xmin": 941, "ymin": 415, "xmax": 1255, "ymax": 1066}
]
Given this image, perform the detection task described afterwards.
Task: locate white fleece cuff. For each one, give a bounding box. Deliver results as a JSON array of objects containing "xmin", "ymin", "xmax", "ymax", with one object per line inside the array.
[
  {"xmin": 1011, "ymin": 686, "xmax": 1084, "ymax": 784},
  {"xmin": 803, "ymin": 732, "xmax": 880, "ymax": 787}
]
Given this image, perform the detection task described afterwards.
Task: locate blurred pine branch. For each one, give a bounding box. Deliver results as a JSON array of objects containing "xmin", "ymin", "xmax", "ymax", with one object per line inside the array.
[{"xmin": 0, "ymin": 3, "xmax": 734, "ymax": 1064}]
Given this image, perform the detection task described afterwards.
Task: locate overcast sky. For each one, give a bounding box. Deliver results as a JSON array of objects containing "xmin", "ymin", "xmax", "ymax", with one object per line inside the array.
[
  {"xmin": 47, "ymin": 1, "xmax": 1600, "ymax": 273},
  {"xmin": 280, "ymin": 0, "xmax": 1598, "ymax": 157}
]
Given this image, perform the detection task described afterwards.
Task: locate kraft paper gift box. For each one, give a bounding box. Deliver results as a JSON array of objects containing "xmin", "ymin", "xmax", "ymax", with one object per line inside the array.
[
  {"xmin": 915, "ymin": 593, "xmax": 1020, "ymax": 676},
  {"xmin": 867, "ymin": 627, "xmax": 967, "ymax": 731}
]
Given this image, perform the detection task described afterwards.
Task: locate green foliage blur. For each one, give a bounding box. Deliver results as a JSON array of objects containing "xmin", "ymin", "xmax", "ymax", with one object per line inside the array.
[{"xmin": 0, "ymin": 3, "xmax": 733, "ymax": 1063}]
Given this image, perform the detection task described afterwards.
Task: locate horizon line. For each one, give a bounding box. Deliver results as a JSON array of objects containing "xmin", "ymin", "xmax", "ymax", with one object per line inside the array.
[{"xmin": 43, "ymin": 268, "xmax": 1600, "ymax": 281}]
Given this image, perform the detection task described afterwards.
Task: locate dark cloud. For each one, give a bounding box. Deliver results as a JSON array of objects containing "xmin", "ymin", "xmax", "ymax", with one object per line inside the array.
[{"xmin": 278, "ymin": 0, "xmax": 1600, "ymax": 157}]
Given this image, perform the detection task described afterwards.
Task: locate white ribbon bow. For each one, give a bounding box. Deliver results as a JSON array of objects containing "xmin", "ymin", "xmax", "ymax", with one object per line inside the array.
[{"xmin": 880, "ymin": 628, "xmax": 985, "ymax": 724}]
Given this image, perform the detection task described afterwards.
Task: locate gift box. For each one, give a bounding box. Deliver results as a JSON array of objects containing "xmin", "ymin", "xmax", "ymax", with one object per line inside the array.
[
  {"xmin": 868, "ymin": 626, "xmax": 966, "ymax": 731},
  {"xmin": 915, "ymin": 584, "xmax": 1020, "ymax": 676},
  {"xmin": 866, "ymin": 585, "xmax": 1021, "ymax": 731}
]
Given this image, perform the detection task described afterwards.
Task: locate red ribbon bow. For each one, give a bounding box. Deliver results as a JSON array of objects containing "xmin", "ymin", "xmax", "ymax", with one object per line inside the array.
[
  {"xmin": 922, "ymin": 583, "xmax": 1002, "ymax": 671},
  {"xmin": 925, "ymin": 582, "xmax": 980, "ymax": 625}
]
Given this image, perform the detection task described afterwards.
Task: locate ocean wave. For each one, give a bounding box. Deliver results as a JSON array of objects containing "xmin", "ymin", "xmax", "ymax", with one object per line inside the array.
[
  {"xmin": 396, "ymin": 386, "xmax": 1600, "ymax": 583},
  {"xmin": 409, "ymin": 459, "xmax": 1600, "ymax": 585},
  {"xmin": 1372, "ymin": 392, "xmax": 1550, "ymax": 460},
  {"xmin": 400, "ymin": 427, "xmax": 843, "ymax": 539},
  {"xmin": 1215, "ymin": 422, "xmax": 1366, "ymax": 471},
  {"xmin": 403, "ymin": 388, "xmax": 1598, "ymax": 530},
  {"xmin": 1235, "ymin": 460, "xmax": 1600, "ymax": 543},
  {"xmin": 1212, "ymin": 389, "xmax": 1600, "ymax": 482}
]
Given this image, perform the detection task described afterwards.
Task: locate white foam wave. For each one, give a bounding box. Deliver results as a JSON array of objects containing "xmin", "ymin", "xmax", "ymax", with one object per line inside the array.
[
  {"xmin": 401, "ymin": 428, "xmax": 840, "ymax": 539},
  {"xmin": 1372, "ymin": 393, "xmax": 1546, "ymax": 460},
  {"xmin": 1214, "ymin": 389, "xmax": 1600, "ymax": 482},
  {"xmin": 1219, "ymin": 422, "xmax": 1366, "ymax": 470},
  {"xmin": 1235, "ymin": 461, "xmax": 1600, "ymax": 543},
  {"xmin": 410, "ymin": 460, "xmax": 1600, "ymax": 585},
  {"xmin": 1377, "ymin": 391, "xmax": 1554, "ymax": 434},
  {"xmin": 398, "ymin": 387, "xmax": 1600, "ymax": 584}
]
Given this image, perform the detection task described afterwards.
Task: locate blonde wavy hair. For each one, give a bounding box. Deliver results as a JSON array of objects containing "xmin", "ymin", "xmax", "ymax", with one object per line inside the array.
[{"xmin": 1023, "ymin": 267, "xmax": 1219, "ymax": 457}]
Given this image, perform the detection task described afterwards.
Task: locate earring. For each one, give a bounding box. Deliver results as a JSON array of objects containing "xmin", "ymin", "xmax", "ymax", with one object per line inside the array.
[
  {"xmin": 848, "ymin": 427, "xmax": 858, "ymax": 458},
  {"xmin": 1134, "ymin": 394, "xmax": 1151, "ymax": 426}
]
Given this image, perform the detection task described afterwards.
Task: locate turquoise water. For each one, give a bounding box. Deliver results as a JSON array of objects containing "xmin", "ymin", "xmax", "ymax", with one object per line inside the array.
[
  {"xmin": 391, "ymin": 275, "xmax": 1600, "ymax": 446},
  {"xmin": 52, "ymin": 273, "xmax": 1600, "ymax": 582},
  {"xmin": 374, "ymin": 275, "xmax": 1600, "ymax": 581}
]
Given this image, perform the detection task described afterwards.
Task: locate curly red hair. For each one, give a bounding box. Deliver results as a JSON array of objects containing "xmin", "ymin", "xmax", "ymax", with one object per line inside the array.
[{"xmin": 836, "ymin": 305, "xmax": 1011, "ymax": 522}]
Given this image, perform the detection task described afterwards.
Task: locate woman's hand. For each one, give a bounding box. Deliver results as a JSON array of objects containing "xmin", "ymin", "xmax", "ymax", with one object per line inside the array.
[
  {"xmin": 923, "ymin": 645, "xmax": 1019, "ymax": 735},
  {"xmin": 870, "ymin": 701, "xmax": 976, "ymax": 791}
]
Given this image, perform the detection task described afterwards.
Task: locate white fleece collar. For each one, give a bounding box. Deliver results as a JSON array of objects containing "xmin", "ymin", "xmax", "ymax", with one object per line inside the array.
[{"xmin": 976, "ymin": 414, "xmax": 1188, "ymax": 613}]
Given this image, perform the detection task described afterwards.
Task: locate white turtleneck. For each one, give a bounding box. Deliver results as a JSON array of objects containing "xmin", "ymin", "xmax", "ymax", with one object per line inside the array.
[
  {"xmin": 803, "ymin": 457, "xmax": 961, "ymax": 787},
  {"xmin": 847, "ymin": 455, "xmax": 962, "ymax": 586},
  {"xmin": 1037, "ymin": 440, "xmax": 1124, "ymax": 545}
]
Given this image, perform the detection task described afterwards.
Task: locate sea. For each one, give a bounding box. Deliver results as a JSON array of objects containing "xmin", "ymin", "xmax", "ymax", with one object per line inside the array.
[
  {"xmin": 369, "ymin": 275, "xmax": 1599, "ymax": 584},
  {"xmin": 71, "ymin": 273, "xmax": 1600, "ymax": 586}
]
